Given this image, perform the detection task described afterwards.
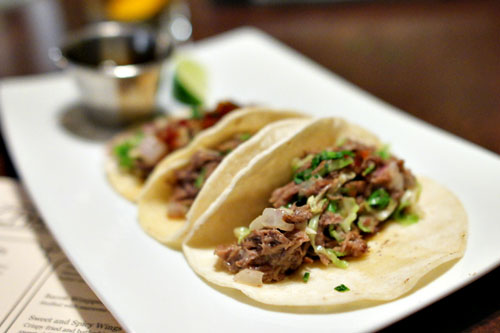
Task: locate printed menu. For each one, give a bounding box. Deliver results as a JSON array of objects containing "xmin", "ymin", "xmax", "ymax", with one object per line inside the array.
[{"xmin": 0, "ymin": 177, "xmax": 124, "ymax": 333}]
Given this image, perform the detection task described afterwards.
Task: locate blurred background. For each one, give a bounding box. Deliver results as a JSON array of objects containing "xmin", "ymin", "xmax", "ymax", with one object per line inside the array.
[
  {"xmin": 1, "ymin": 0, "xmax": 499, "ymax": 152},
  {"xmin": 1, "ymin": 0, "xmax": 499, "ymax": 331}
]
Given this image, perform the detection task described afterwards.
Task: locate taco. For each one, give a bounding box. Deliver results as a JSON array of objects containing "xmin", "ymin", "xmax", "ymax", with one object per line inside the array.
[
  {"xmin": 183, "ymin": 117, "xmax": 467, "ymax": 306},
  {"xmin": 137, "ymin": 108, "xmax": 311, "ymax": 248},
  {"xmin": 106, "ymin": 101, "xmax": 240, "ymax": 202}
]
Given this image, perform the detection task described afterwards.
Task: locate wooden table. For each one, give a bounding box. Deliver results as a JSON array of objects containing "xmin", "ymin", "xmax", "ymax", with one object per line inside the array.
[{"xmin": 1, "ymin": 0, "xmax": 499, "ymax": 331}]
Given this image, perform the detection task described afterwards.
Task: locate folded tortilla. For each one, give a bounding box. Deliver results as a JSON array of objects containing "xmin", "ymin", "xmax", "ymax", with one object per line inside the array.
[
  {"xmin": 138, "ymin": 108, "xmax": 311, "ymax": 248},
  {"xmin": 183, "ymin": 117, "xmax": 468, "ymax": 307},
  {"xmin": 105, "ymin": 135, "xmax": 148, "ymax": 202}
]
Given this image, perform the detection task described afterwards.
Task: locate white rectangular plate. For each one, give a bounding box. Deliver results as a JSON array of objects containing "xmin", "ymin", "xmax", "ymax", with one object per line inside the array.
[{"xmin": 2, "ymin": 28, "xmax": 500, "ymax": 333}]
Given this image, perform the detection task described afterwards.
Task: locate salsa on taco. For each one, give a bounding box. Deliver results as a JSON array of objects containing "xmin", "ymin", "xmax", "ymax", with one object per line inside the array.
[{"xmin": 106, "ymin": 101, "xmax": 239, "ymax": 201}]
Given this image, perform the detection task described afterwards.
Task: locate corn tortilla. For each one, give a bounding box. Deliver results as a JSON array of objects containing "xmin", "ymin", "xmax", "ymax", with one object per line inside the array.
[
  {"xmin": 183, "ymin": 117, "xmax": 468, "ymax": 306},
  {"xmin": 138, "ymin": 108, "xmax": 310, "ymax": 248}
]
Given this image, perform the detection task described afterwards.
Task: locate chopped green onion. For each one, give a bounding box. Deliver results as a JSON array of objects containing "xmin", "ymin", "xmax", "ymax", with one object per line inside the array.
[
  {"xmin": 311, "ymin": 150, "xmax": 354, "ymax": 170},
  {"xmin": 362, "ymin": 163, "xmax": 376, "ymax": 176},
  {"xmin": 319, "ymin": 158, "xmax": 354, "ymax": 176},
  {"xmin": 113, "ymin": 142, "xmax": 134, "ymax": 168},
  {"xmin": 302, "ymin": 272, "xmax": 310, "ymax": 283},
  {"xmin": 368, "ymin": 188, "xmax": 390, "ymax": 209},
  {"xmin": 293, "ymin": 168, "xmax": 312, "ymax": 184},
  {"xmin": 327, "ymin": 150, "xmax": 355, "ymax": 158},
  {"xmin": 113, "ymin": 131, "xmax": 144, "ymax": 169},
  {"xmin": 327, "ymin": 201, "xmax": 338, "ymax": 213},
  {"xmin": 239, "ymin": 133, "xmax": 252, "ymax": 141},
  {"xmin": 375, "ymin": 145, "xmax": 391, "ymax": 160},
  {"xmin": 311, "ymin": 154, "xmax": 322, "ymax": 170},
  {"xmin": 319, "ymin": 150, "xmax": 355, "ymax": 160},
  {"xmin": 334, "ymin": 284, "xmax": 350, "ymax": 292},
  {"xmin": 293, "ymin": 175, "xmax": 304, "ymax": 184},
  {"xmin": 293, "ymin": 150, "xmax": 354, "ymax": 183},
  {"xmin": 194, "ymin": 167, "xmax": 207, "ymax": 188},
  {"xmin": 233, "ymin": 226, "xmax": 251, "ymax": 244}
]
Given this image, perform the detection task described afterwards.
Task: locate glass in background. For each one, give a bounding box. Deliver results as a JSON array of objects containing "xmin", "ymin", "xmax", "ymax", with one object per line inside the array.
[{"xmin": 83, "ymin": 0, "xmax": 192, "ymax": 44}]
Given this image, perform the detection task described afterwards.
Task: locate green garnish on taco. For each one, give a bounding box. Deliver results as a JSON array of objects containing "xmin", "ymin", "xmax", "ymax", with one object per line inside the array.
[
  {"xmin": 137, "ymin": 108, "xmax": 310, "ymax": 248},
  {"xmin": 183, "ymin": 117, "xmax": 467, "ymax": 307}
]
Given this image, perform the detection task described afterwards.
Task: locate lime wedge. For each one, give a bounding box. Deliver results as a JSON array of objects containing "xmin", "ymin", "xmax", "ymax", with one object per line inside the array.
[{"xmin": 172, "ymin": 59, "xmax": 207, "ymax": 106}]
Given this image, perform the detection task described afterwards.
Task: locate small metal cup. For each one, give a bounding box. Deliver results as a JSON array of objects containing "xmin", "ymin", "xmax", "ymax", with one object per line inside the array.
[{"xmin": 50, "ymin": 21, "xmax": 173, "ymax": 126}]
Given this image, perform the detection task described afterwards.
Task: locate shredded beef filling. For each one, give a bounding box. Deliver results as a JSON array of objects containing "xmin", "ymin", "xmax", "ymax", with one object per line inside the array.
[
  {"xmin": 167, "ymin": 133, "xmax": 250, "ymax": 218},
  {"xmin": 215, "ymin": 229, "xmax": 310, "ymax": 283},
  {"xmin": 282, "ymin": 204, "xmax": 313, "ymax": 224},
  {"xmin": 216, "ymin": 140, "xmax": 418, "ymax": 282}
]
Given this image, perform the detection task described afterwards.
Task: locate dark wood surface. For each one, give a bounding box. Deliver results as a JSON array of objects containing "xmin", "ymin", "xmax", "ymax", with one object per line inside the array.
[{"xmin": 1, "ymin": 0, "xmax": 499, "ymax": 332}]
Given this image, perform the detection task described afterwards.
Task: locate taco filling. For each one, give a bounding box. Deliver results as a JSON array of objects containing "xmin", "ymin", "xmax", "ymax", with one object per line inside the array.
[
  {"xmin": 215, "ymin": 140, "xmax": 421, "ymax": 283},
  {"xmin": 167, "ymin": 133, "xmax": 253, "ymax": 218},
  {"xmin": 112, "ymin": 101, "xmax": 239, "ymax": 179}
]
